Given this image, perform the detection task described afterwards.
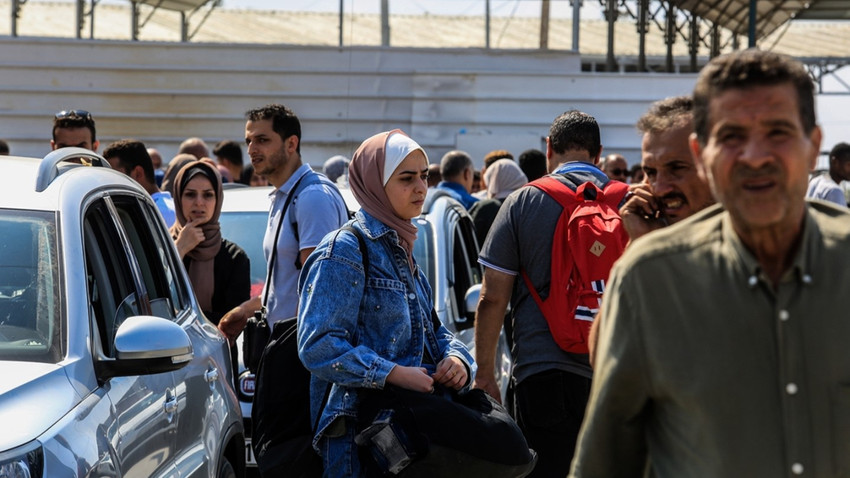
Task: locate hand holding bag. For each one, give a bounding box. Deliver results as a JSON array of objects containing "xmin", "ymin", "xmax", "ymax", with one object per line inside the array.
[{"xmin": 355, "ymin": 384, "xmax": 537, "ymax": 477}]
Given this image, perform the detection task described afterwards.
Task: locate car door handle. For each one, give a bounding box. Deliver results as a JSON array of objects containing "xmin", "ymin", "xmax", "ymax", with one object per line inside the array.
[
  {"xmin": 164, "ymin": 396, "xmax": 178, "ymax": 415},
  {"xmin": 205, "ymin": 367, "xmax": 219, "ymax": 384}
]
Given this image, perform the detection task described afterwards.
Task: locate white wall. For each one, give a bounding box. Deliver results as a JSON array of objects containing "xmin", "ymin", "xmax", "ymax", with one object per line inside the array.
[{"xmin": 0, "ymin": 37, "xmax": 700, "ymax": 169}]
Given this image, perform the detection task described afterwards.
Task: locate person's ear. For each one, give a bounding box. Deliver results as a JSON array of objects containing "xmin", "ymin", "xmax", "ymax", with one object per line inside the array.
[
  {"xmin": 285, "ymin": 135, "xmax": 299, "ymax": 155},
  {"xmin": 92, "ymin": 140, "xmax": 100, "ymax": 153},
  {"xmin": 689, "ymin": 133, "xmax": 708, "ymax": 182},
  {"xmin": 808, "ymin": 126, "xmax": 822, "ymax": 172}
]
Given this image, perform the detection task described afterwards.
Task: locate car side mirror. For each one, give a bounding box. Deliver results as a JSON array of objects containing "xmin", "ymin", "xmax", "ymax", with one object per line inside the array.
[
  {"xmin": 455, "ymin": 284, "xmax": 482, "ymax": 331},
  {"xmin": 97, "ymin": 315, "xmax": 193, "ymax": 379}
]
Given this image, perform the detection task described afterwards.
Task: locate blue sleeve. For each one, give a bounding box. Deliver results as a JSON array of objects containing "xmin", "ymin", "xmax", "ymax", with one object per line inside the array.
[
  {"xmin": 297, "ymin": 233, "xmax": 396, "ymax": 389},
  {"xmin": 826, "ymin": 188, "xmax": 847, "ymax": 207},
  {"xmin": 293, "ymin": 184, "xmax": 348, "ymax": 250}
]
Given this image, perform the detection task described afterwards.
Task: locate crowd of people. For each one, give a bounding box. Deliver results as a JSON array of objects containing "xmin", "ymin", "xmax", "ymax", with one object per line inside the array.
[{"xmin": 13, "ymin": 49, "xmax": 850, "ymax": 477}]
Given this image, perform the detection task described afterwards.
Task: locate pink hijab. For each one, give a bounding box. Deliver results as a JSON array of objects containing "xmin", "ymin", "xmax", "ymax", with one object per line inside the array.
[{"xmin": 349, "ymin": 129, "xmax": 422, "ymax": 264}]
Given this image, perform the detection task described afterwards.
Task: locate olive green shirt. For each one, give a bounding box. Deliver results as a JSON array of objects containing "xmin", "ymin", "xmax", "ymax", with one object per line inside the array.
[{"xmin": 571, "ymin": 201, "xmax": 850, "ymax": 478}]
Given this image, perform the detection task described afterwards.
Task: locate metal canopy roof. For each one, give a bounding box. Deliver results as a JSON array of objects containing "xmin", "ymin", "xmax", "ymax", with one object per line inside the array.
[
  {"xmin": 669, "ymin": 0, "xmax": 850, "ymax": 39},
  {"xmin": 135, "ymin": 0, "xmax": 212, "ymax": 13}
]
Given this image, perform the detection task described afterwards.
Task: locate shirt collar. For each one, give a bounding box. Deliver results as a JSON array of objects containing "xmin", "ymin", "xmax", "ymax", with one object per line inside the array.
[
  {"xmin": 269, "ymin": 163, "xmax": 312, "ymax": 200},
  {"xmin": 722, "ymin": 208, "xmax": 817, "ymax": 289}
]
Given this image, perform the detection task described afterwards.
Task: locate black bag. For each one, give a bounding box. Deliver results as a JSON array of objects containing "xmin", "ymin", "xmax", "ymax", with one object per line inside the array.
[
  {"xmin": 355, "ymin": 385, "xmax": 537, "ymax": 477},
  {"xmin": 242, "ymin": 311, "xmax": 270, "ymax": 375},
  {"xmin": 251, "ymin": 225, "xmax": 368, "ymax": 476},
  {"xmin": 251, "ymin": 316, "xmax": 323, "ymax": 477}
]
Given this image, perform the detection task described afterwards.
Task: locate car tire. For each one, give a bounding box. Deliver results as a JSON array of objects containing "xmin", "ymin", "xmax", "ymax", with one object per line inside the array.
[{"xmin": 217, "ymin": 456, "xmax": 237, "ymax": 478}]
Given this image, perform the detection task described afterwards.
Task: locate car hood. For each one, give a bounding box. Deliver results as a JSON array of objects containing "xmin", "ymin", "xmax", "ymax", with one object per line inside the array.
[{"xmin": 0, "ymin": 361, "xmax": 81, "ymax": 451}]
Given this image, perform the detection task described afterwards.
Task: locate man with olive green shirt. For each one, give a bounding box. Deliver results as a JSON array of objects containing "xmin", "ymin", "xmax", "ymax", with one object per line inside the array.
[{"xmin": 571, "ymin": 50, "xmax": 847, "ymax": 477}]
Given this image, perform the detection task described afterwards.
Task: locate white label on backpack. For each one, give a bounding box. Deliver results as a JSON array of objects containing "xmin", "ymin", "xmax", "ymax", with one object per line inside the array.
[{"xmin": 590, "ymin": 240, "xmax": 606, "ymax": 257}]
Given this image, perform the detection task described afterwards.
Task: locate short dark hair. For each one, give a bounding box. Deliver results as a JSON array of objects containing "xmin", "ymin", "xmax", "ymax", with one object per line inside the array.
[
  {"xmin": 830, "ymin": 142, "xmax": 850, "ymax": 162},
  {"xmin": 0, "ymin": 139, "xmax": 8, "ymax": 155},
  {"xmin": 483, "ymin": 150, "xmax": 514, "ymax": 169},
  {"xmin": 693, "ymin": 49, "xmax": 815, "ymax": 145},
  {"xmin": 548, "ymin": 110, "xmax": 601, "ymax": 158},
  {"xmin": 53, "ymin": 110, "xmax": 97, "ymax": 143},
  {"xmin": 637, "ymin": 96, "xmax": 693, "ymax": 134},
  {"xmin": 103, "ymin": 139, "xmax": 154, "ymax": 184},
  {"xmin": 518, "ymin": 148, "xmax": 547, "ymax": 181},
  {"xmin": 213, "ymin": 140, "xmax": 244, "ymax": 167},
  {"xmin": 440, "ymin": 150, "xmax": 473, "ymax": 179},
  {"xmin": 245, "ymin": 104, "xmax": 302, "ymax": 154}
]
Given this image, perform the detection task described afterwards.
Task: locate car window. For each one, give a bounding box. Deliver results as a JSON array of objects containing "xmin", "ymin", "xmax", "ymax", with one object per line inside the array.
[
  {"xmin": 111, "ymin": 195, "xmax": 186, "ymax": 319},
  {"xmin": 84, "ymin": 199, "xmax": 142, "ymax": 357},
  {"xmin": 0, "ymin": 209, "xmax": 63, "ymax": 363},
  {"xmin": 220, "ymin": 211, "xmax": 269, "ymax": 298},
  {"xmin": 450, "ymin": 213, "xmax": 479, "ymax": 315}
]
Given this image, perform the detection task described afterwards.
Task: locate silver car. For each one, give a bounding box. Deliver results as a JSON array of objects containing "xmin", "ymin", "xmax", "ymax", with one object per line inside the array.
[
  {"xmin": 220, "ymin": 184, "xmax": 512, "ymax": 472},
  {"xmin": 0, "ymin": 149, "xmax": 245, "ymax": 477}
]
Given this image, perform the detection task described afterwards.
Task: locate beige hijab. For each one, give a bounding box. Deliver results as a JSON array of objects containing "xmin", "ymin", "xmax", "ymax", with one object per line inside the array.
[
  {"xmin": 485, "ymin": 158, "xmax": 528, "ymax": 199},
  {"xmin": 349, "ymin": 129, "xmax": 424, "ymax": 265},
  {"xmin": 169, "ymin": 160, "xmax": 223, "ymax": 313}
]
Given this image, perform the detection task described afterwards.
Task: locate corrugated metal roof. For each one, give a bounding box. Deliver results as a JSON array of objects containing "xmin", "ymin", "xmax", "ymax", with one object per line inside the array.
[{"xmin": 1, "ymin": 1, "xmax": 849, "ymax": 59}]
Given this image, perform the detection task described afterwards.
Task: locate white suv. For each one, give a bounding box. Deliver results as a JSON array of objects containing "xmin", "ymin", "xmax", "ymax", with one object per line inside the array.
[{"xmin": 0, "ymin": 148, "xmax": 245, "ymax": 477}]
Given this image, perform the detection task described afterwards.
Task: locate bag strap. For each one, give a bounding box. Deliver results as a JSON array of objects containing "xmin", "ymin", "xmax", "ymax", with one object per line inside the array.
[{"xmin": 261, "ymin": 172, "xmax": 309, "ymax": 311}]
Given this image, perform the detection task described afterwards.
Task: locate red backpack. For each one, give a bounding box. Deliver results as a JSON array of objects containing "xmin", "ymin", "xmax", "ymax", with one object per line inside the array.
[{"xmin": 520, "ymin": 175, "xmax": 629, "ymax": 354}]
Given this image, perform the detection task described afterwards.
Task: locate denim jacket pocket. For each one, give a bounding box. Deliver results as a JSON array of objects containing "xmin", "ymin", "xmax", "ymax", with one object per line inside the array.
[{"xmin": 360, "ymin": 277, "xmax": 412, "ymax": 356}]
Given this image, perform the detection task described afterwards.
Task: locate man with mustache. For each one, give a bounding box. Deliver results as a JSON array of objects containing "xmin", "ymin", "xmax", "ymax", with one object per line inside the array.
[
  {"xmin": 571, "ymin": 49, "xmax": 844, "ymax": 477},
  {"xmin": 619, "ymin": 95, "xmax": 715, "ymax": 241}
]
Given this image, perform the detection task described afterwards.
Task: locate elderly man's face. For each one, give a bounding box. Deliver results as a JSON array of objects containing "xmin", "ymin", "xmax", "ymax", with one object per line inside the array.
[{"xmin": 692, "ymin": 83, "xmax": 821, "ymax": 233}]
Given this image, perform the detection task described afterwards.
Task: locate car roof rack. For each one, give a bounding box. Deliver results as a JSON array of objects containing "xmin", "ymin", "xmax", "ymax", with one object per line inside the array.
[{"xmin": 36, "ymin": 147, "xmax": 112, "ymax": 192}]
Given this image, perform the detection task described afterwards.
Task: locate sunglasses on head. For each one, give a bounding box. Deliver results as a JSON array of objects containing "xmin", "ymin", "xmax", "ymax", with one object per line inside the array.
[
  {"xmin": 609, "ymin": 168, "xmax": 628, "ymax": 176},
  {"xmin": 55, "ymin": 109, "xmax": 92, "ymax": 120}
]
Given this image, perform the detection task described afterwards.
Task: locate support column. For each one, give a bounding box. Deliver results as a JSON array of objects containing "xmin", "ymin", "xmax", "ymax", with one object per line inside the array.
[
  {"xmin": 637, "ymin": 0, "xmax": 648, "ymax": 71},
  {"xmin": 540, "ymin": 0, "xmax": 550, "ymax": 49},
  {"xmin": 485, "ymin": 0, "xmax": 490, "ymax": 49},
  {"xmin": 571, "ymin": 0, "xmax": 581, "ymax": 52},
  {"xmin": 606, "ymin": 0, "xmax": 617, "ymax": 72},
  {"xmin": 665, "ymin": 1, "xmax": 675, "ymax": 73},
  {"xmin": 381, "ymin": 0, "xmax": 389, "ymax": 47},
  {"xmin": 689, "ymin": 15, "xmax": 699, "ymax": 72},
  {"xmin": 131, "ymin": 1, "xmax": 139, "ymax": 41}
]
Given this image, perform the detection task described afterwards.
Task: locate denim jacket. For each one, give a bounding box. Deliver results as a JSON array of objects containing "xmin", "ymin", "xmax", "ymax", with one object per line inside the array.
[{"xmin": 297, "ymin": 210, "xmax": 476, "ymax": 448}]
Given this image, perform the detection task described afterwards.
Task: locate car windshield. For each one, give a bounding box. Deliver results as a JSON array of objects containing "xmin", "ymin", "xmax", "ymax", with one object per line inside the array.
[
  {"xmin": 220, "ymin": 211, "xmax": 436, "ymax": 297},
  {"xmin": 0, "ymin": 209, "xmax": 63, "ymax": 363}
]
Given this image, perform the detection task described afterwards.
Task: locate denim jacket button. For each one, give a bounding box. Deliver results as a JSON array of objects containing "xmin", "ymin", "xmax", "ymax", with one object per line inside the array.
[{"xmin": 408, "ymin": 293, "xmax": 415, "ymax": 300}]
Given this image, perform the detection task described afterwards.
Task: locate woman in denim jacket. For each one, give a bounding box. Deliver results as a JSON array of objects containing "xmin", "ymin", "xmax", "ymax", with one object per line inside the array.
[{"xmin": 298, "ymin": 130, "xmax": 476, "ymax": 476}]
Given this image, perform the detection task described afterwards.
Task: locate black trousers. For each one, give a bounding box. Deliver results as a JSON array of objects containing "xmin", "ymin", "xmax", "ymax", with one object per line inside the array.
[{"xmin": 514, "ymin": 369, "xmax": 591, "ymax": 478}]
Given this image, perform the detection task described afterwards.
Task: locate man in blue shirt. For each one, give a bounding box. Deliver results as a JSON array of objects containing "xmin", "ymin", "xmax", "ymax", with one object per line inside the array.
[
  {"xmin": 436, "ymin": 150, "xmax": 479, "ymax": 209},
  {"xmin": 218, "ymin": 104, "xmax": 349, "ymax": 338}
]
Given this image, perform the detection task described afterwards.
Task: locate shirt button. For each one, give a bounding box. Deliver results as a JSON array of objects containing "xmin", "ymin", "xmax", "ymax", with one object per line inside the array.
[
  {"xmin": 778, "ymin": 310, "xmax": 790, "ymax": 321},
  {"xmin": 786, "ymin": 383, "xmax": 798, "ymax": 395},
  {"xmin": 802, "ymin": 274, "xmax": 812, "ymax": 284},
  {"xmin": 408, "ymin": 293, "xmax": 416, "ymax": 300},
  {"xmin": 792, "ymin": 463, "xmax": 804, "ymax": 474}
]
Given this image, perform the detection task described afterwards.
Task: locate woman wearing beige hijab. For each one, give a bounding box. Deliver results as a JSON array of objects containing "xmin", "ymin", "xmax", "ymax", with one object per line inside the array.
[
  {"xmin": 469, "ymin": 158, "xmax": 528, "ymax": 246},
  {"xmin": 297, "ymin": 130, "xmax": 476, "ymax": 476},
  {"xmin": 170, "ymin": 159, "xmax": 250, "ymax": 325}
]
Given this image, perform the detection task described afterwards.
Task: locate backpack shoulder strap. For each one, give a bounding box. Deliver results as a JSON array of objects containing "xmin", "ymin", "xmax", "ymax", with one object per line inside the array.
[
  {"xmin": 339, "ymin": 224, "xmax": 369, "ymax": 278},
  {"xmin": 526, "ymin": 176, "xmax": 580, "ymax": 209}
]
